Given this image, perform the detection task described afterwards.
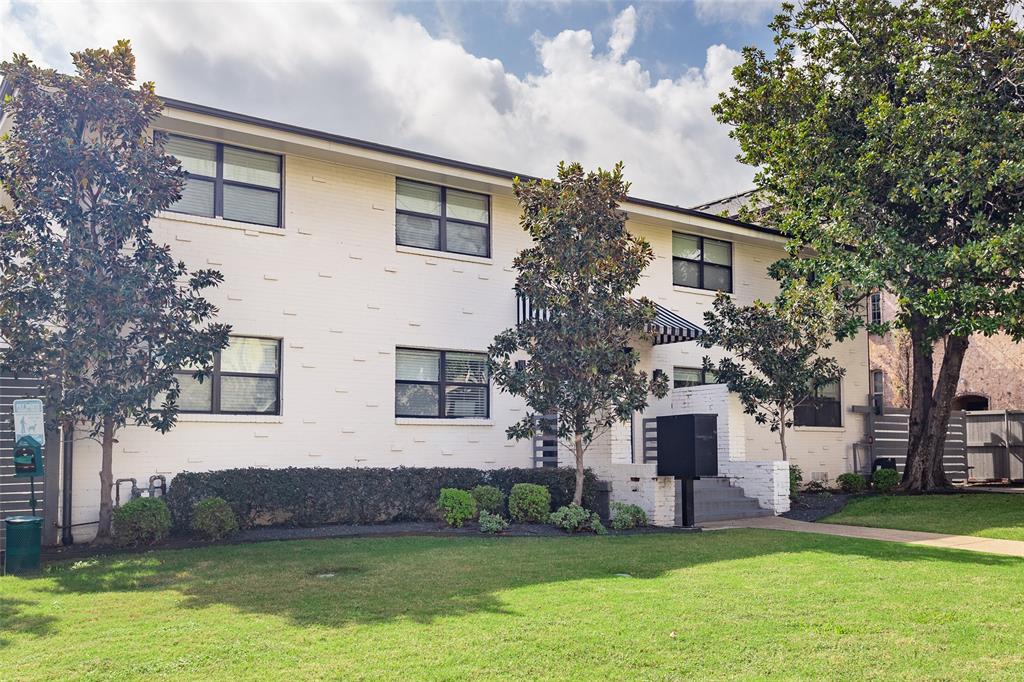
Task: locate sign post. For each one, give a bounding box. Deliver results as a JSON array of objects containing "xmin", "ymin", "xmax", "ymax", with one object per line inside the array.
[{"xmin": 13, "ymin": 399, "xmax": 45, "ymax": 515}]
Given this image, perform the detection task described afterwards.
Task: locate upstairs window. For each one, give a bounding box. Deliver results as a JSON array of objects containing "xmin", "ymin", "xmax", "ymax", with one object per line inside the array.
[
  {"xmin": 396, "ymin": 179, "xmax": 490, "ymax": 257},
  {"xmin": 794, "ymin": 380, "xmax": 842, "ymax": 428},
  {"xmin": 395, "ymin": 348, "xmax": 489, "ymax": 418},
  {"xmin": 672, "ymin": 233, "xmax": 732, "ymax": 292},
  {"xmin": 165, "ymin": 135, "xmax": 282, "ymax": 228},
  {"xmin": 869, "ymin": 292, "xmax": 882, "ymax": 326},
  {"xmin": 673, "ymin": 366, "xmax": 718, "ymax": 388},
  {"xmin": 175, "ymin": 336, "xmax": 282, "ymax": 415}
]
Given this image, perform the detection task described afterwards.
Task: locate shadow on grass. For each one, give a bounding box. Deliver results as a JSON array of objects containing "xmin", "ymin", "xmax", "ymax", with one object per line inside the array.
[
  {"xmin": 21, "ymin": 529, "xmax": 1024, "ymax": 631},
  {"xmin": 0, "ymin": 598, "xmax": 57, "ymax": 648}
]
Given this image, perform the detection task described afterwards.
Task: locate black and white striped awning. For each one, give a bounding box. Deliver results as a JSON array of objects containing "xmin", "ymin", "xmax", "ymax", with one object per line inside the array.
[{"xmin": 650, "ymin": 303, "xmax": 704, "ymax": 345}]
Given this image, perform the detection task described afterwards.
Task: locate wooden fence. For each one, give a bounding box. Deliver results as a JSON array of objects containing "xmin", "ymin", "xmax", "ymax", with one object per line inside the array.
[
  {"xmin": 860, "ymin": 406, "xmax": 969, "ymax": 480},
  {"xmin": 964, "ymin": 411, "xmax": 1024, "ymax": 482}
]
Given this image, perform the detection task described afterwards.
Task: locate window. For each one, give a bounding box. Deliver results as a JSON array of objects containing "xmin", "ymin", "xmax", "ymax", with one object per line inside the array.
[
  {"xmin": 869, "ymin": 292, "xmax": 882, "ymax": 326},
  {"xmin": 396, "ymin": 179, "xmax": 490, "ymax": 257},
  {"xmin": 175, "ymin": 337, "xmax": 281, "ymax": 415},
  {"xmin": 794, "ymin": 380, "xmax": 842, "ymax": 428},
  {"xmin": 673, "ymin": 366, "xmax": 718, "ymax": 388},
  {"xmin": 164, "ymin": 135, "xmax": 282, "ymax": 228},
  {"xmin": 672, "ymin": 233, "xmax": 732, "ymax": 292},
  {"xmin": 395, "ymin": 348, "xmax": 489, "ymax": 418},
  {"xmin": 871, "ymin": 370, "xmax": 884, "ymax": 415}
]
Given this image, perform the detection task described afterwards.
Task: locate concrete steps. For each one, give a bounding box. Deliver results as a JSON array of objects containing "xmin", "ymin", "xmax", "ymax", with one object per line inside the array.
[{"xmin": 692, "ymin": 477, "xmax": 772, "ymax": 523}]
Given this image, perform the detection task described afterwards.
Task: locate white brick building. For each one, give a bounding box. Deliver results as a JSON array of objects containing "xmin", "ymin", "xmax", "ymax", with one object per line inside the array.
[{"xmin": 3, "ymin": 98, "xmax": 871, "ymax": 536}]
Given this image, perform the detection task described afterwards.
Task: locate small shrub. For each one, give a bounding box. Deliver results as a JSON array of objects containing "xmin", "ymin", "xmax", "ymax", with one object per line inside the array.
[
  {"xmin": 478, "ymin": 510, "xmax": 509, "ymax": 534},
  {"xmin": 191, "ymin": 497, "xmax": 239, "ymax": 541},
  {"xmin": 804, "ymin": 480, "xmax": 829, "ymax": 494},
  {"xmin": 789, "ymin": 464, "xmax": 804, "ymax": 499},
  {"xmin": 872, "ymin": 468, "xmax": 900, "ymax": 494},
  {"xmin": 113, "ymin": 497, "xmax": 171, "ymax": 547},
  {"xmin": 509, "ymin": 483, "xmax": 551, "ymax": 523},
  {"xmin": 609, "ymin": 502, "xmax": 648, "ymax": 530},
  {"xmin": 836, "ymin": 473, "xmax": 867, "ymax": 494},
  {"xmin": 549, "ymin": 504, "xmax": 604, "ymax": 534},
  {"xmin": 437, "ymin": 488, "xmax": 476, "ymax": 527},
  {"xmin": 470, "ymin": 485, "xmax": 504, "ymax": 516}
]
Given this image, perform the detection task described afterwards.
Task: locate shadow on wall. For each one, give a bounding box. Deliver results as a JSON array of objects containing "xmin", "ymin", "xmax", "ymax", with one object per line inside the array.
[{"xmin": 14, "ymin": 529, "xmax": 1022, "ymax": 632}]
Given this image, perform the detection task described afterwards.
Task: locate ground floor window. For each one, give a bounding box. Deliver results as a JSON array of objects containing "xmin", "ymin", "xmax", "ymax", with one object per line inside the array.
[
  {"xmin": 673, "ymin": 366, "xmax": 718, "ymax": 388},
  {"xmin": 395, "ymin": 348, "xmax": 489, "ymax": 418},
  {"xmin": 794, "ymin": 380, "xmax": 841, "ymax": 427},
  {"xmin": 176, "ymin": 336, "xmax": 282, "ymax": 415}
]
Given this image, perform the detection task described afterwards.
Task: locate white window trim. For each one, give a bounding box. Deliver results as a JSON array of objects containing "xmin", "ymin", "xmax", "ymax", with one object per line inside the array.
[
  {"xmin": 156, "ymin": 210, "xmax": 286, "ymax": 237},
  {"xmin": 396, "ymin": 244, "xmax": 492, "ymax": 265}
]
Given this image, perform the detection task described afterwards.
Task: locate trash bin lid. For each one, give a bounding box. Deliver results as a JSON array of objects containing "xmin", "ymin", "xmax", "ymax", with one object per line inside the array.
[{"xmin": 4, "ymin": 515, "xmax": 43, "ymax": 525}]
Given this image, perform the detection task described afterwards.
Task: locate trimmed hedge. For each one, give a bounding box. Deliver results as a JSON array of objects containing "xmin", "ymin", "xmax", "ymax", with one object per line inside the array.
[{"xmin": 166, "ymin": 466, "xmax": 599, "ymax": 530}]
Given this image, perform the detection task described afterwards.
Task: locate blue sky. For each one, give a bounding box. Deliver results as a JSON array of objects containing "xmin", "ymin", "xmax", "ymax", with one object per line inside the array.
[{"xmin": 0, "ymin": 1, "xmax": 782, "ymax": 205}]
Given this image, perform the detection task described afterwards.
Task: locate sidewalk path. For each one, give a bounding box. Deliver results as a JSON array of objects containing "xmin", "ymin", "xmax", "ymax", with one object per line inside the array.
[{"xmin": 702, "ymin": 516, "xmax": 1024, "ymax": 558}]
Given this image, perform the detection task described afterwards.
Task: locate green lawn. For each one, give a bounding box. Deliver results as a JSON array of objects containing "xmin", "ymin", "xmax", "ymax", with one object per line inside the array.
[
  {"xmin": 3, "ymin": 530, "xmax": 1024, "ymax": 680},
  {"xmin": 823, "ymin": 493, "xmax": 1024, "ymax": 541}
]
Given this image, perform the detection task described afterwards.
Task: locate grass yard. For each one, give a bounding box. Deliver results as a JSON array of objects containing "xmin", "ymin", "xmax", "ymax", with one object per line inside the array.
[
  {"xmin": 3, "ymin": 530, "xmax": 1024, "ymax": 680},
  {"xmin": 824, "ymin": 493, "xmax": 1024, "ymax": 541}
]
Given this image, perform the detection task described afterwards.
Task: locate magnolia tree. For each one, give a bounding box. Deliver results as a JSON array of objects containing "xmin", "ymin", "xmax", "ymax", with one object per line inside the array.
[
  {"xmin": 700, "ymin": 282, "xmax": 845, "ymax": 462},
  {"xmin": 489, "ymin": 162, "xmax": 668, "ymax": 506},
  {"xmin": 0, "ymin": 42, "xmax": 230, "ymax": 540},
  {"xmin": 715, "ymin": 0, "xmax": 1024, "ymax": 491}
]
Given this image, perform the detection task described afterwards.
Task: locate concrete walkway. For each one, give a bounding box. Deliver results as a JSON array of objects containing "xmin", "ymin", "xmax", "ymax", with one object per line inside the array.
[{"xmin": 702, "ymin": 516, "xmax": 1024, "ymax": 558}]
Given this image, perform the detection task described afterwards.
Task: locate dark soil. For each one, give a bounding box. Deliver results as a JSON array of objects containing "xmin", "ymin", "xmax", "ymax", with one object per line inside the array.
[{"xmin": 781, "ymin": 492, "xmax": 855, "ymax": 522}]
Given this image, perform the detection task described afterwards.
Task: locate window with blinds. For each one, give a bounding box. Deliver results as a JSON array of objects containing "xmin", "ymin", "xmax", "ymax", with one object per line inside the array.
[
  {"xmin": 672, "ymin": 233, "xmax": 733, "ymax": 292},
  {"xmin": 175, "ymin": 336, "xmax": 281, "ymax": 415},
  {"xmin": 672, "ymin": 366, "xmax": 718, "ymax": 388},
  {"xmin": 396, "ymin": 179, "xmax": 490, "ymax": 257},
  {"xmin": 164, "ymin": 134, "xmax": 282, "ymax": 228},
  {"xmin": 395, "ymin": 348, "xmax": 489, "ymax": 418},
  {"xmin": 793, "ymin": 380, "xmax": 842, "ymax": 428}
]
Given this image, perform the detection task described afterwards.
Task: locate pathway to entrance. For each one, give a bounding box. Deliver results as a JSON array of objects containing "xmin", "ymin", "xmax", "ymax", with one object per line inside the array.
[{"xmin": 703, "ymin": 516, "xmax": 1024, "ymax": 558}]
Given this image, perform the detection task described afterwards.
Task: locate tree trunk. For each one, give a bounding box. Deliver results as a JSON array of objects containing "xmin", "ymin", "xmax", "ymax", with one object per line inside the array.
[
  {"xmin": 95, "ymin": 416, "xmax": 115, "ymax": 542},
  {"xmin": 902, "ymin": 317, "xmax": 934, "ymax": 488},
  {"xmin": 573, "ymin": 432, "xmax": 585, "ymax": 507},
  {"xmin": 903, "ymin": 334, "xmax": 969, "ymax": 492},
  {"xmin": 778, "ymin": 422, "xmax": 789, "ymax": 462}
]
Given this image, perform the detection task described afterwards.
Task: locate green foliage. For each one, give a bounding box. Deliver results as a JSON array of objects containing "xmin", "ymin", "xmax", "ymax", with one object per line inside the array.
[
  {"xmin": 509, "ymin": 483, "xmax": 552, "ymax": 523},
  {"xmin": 715, "ymin": 1, "xmax": 1024, "ymax": 491},
  {"xmin": 438, "ymin": 489, "xmax": 477, "ymax": 528},
  {"xmin": 470, "ymin": 485, "xmax": 505, "ymax": 516},
  {"xmin": 489, "ymin": 162, "xmax": 669, "ymax": 505},
  {"xmin": 837, "ymin": 473, "xmax": 868, "ymax": 494},
  {"xmin": 478, "ymin": 510, "xmax": 509, "ymax": 534},
  {"xmin": 191, "ymin": 497, "xmax": 239, "ymax": 541},
  {"xmin": 701, "ymin": 290, "xmax": 844, "ymax": 461},
  {"xmin": 609, "ymin": 502, "xmax": 648, "ymax": 530},
  {"xmin": 789, "ymin": 465, "xmax": 804, "ymax": 499},
  {"xmin": 0, "ymin": 42, "xmax": 230, "ymax": 538},
  {"xmin": 872, "ymin": 469, "xmax": 901, "ymax": 494},
  {"xmin": 549, "ymin": 504, "xmax": 605, "ymax": 534},
  {"xmin": 165, "ymin": 467, "xmax": 597, "ymax": 530},
  {"xmin": 112, "ymin": 497, "xmax": 171, "ymax": 547}
]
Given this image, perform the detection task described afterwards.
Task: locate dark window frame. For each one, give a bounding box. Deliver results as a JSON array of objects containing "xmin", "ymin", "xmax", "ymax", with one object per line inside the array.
[
  {"xmin": 794, "ymin": 380, "xmax": 843, "ymax": 428},
  {"xmin": 162, "ymin": 133, "xmax": 284, "ymax": 229},
  {"xmin": 395, "ymin": 347, "xmax": 490, "ymax": 419},
  {"xmin": 175, "ymin": 336, "xmax": 283, "ymax": 416},
  {"xmin": 871, "ymin": 370, "xmax": 884, "ymax": 415},
  {"xmin": 395, "ymin": 178, "xmax": 491, "ymax": 258},
  {"xmin": 672, "ymin": 232, "xmax": 733, "ymax": 293},
  {"xmin": 672, "ymin": 366, "xmax": 718, "ymax": 389},
  {"xmin": 869, "ymin": 292, "xmax": 882, "ymax": 326}
]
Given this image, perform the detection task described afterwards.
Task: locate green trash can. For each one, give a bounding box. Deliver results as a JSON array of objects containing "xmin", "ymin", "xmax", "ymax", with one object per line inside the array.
[{"xmin": 4, "ymin": 515, "xmax": 43, "ymax": 575}]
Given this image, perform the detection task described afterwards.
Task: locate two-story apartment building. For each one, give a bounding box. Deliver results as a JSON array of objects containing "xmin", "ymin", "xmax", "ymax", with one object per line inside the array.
[{"xmin": 1, "ymin": 97, "xmax": 870, "ymax": 536}]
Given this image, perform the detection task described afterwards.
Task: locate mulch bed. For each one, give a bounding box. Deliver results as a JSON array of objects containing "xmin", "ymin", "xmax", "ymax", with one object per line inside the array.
[
  {"xmin": 39, "ymin": 520, "xmax": 700, "ymax": 563},
  {"xmin": 781, "ymin": 492, "xmax": 855, "ymax": 522}
]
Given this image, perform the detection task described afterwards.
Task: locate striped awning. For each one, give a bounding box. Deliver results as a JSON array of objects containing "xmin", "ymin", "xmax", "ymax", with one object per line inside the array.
[{"xmin": 650, "ymin": 303, "xmax": 704, "ymax": 345}]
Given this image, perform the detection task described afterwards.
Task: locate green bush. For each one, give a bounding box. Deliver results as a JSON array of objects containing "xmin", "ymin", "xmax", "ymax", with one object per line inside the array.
[
  {"xmin": 509, "ymin": 483, "xmax": 551, "ymax": 523},
  {"xmin": 165, "ymin": 466, "xmax": 598, "ymax": 530},
  {"xmin": 478, "ymin": 510, "xmax": 509, "ymax": 534},
  {"xmin": 191, "ymin": 497, "xmax": 239, "ymax": 541},
  {"xmin": 437, "ymin": 488, "xmax": 476, "ymax": 527},
  {"xmin": 113, "ymin": 497, "xmax": 171, "ymax": 547},
  {"xmin": 789, "ymin": 464, "xmax": 804, "ymax": 499},
  {"xmin": 470, "ymin": 485, "xmax": 504, "ymax": 516},
  {"xmin": 549, "ymin": 504, "xmax": 605, "ymax": 534},
  {"xmin": 609, "ymin": 502, "xmax": 648, "ymax": 530},
  {"xmin": 836, "ymin": 473, "xmax": 867, "ymax": 494},
  {"xmin": 872, "ymin": 468, "xmax": 900, "ymax": 494}
]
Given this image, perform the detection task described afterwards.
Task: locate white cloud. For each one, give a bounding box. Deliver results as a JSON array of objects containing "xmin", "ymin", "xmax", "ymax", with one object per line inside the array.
[
  {"xmin": 0, "ymin": 2, "xmax": 753, "ymax": 206},
  {"xmin": 694, "ymin": 0, "xmax": 780, "ymax": 26}
]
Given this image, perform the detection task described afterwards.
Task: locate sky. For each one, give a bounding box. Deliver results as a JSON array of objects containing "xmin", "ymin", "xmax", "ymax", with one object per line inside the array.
[{"xmin": 0, "ymin": 0, "xmax": 783, "ymax": 206}]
